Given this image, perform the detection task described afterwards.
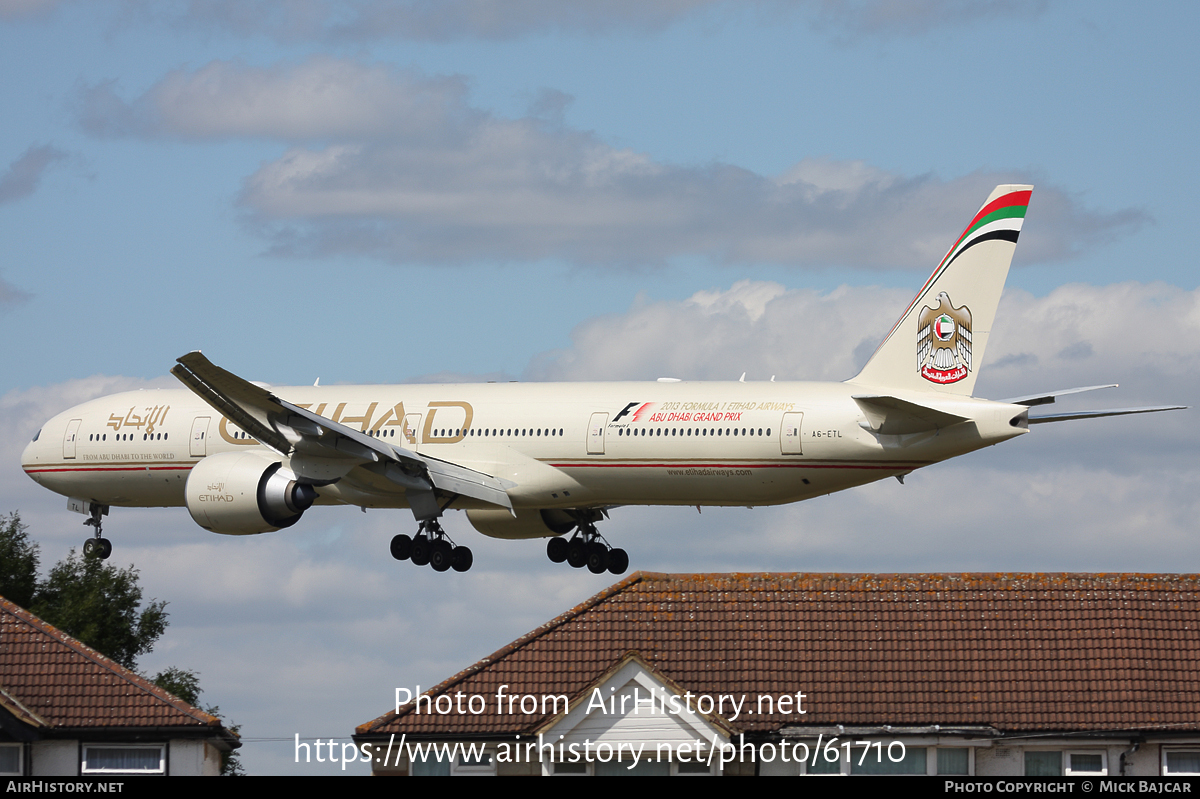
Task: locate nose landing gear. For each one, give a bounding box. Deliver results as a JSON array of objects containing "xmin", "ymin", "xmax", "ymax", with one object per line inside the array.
[
  {"xmin": 82, "ymin": 504, "xmax": 112, "ymax": 560},
  {"xmin": 391, "ymin": 519, "xmax": 473, "ymax": 573}
]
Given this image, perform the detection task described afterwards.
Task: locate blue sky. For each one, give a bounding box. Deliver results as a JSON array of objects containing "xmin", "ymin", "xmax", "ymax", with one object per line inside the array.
[
  {"xmin": 3, "ymin": 1, "xmax": 1197, "ymax": 388},
  {"xmin": 2, "ymin": 0, "xmax": 1197, "ymax": 775}
]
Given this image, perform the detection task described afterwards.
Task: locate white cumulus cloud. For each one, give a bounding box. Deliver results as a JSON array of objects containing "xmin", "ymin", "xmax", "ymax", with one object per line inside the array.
[{"xmin": 78, "ymin": 58, "xmax": 1140, "ymax": 269}]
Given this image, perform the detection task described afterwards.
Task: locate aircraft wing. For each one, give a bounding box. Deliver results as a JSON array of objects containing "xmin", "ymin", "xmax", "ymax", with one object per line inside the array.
[{"xmin": 171, "ymin": 352, "xmax": 512, "ymax": 518}]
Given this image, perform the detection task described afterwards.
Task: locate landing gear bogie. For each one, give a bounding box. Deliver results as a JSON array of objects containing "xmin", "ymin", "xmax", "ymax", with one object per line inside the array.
[
  {"xmin": 393, "ymin": 519, "xmax": 472, "ymax": 573},
  {"xmin": 547, "ymin": 511, "xmax": 629, "ymax": 576}
]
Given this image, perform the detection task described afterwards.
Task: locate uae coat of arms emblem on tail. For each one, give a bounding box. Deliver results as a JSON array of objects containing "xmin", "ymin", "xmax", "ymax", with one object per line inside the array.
[{"xmin": 917, "ymin": 291, "xmax": 972, "ymax": 384}]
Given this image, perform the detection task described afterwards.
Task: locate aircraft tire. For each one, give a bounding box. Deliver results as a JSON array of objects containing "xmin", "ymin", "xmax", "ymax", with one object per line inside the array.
[
  {"xmin": 566, "ymin": 538, "xmax": 587, "ymax": 569},
  {"xmin": 430, "ymin": 540, "xmax": 453, "ymax": 572},
  {"xmin": 547, "ymin": 537, "xmax": 569, "ymax": 563},
  {"xmin": 83, "ymin": 538, "xmax": 99, "ymax": 558},
  {"xmin": 586, "ymin": 542, "xmax": 609, "ymax": 574},
  {"xmin": 410, "ymin": 535, "xmax": 432, "ymax": 566},
  {"xmin": 607, "ymin": 548, "xmax": 628, "ymax": 575},
  {"xmin": 452, "ymin": 546, "xmax": 473, "ymax": 572},
  {"xmin": 99, "ymin": 538, "xmax": 112, "ymax": 560},
  {"xmin": 390, "ymin": 534, "xmax": 413, "ymax": 560}
]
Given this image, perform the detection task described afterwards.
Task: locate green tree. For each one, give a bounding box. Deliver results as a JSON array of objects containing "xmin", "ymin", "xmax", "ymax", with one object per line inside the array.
[
  {"xmin": 152, "ymin": 666, "xmax": 202, "ymax": 705},
  {"xmin": 152, "ymin": 668, "xmax": 245, "ymax": 776},
  {"xmin": 2, "ymin": 514, "xmax": 242, "ymax": 773},
  {"xmin": 0, "ymin": 512, "xmax": 39, "ymax": 608},
  {"xmin": 31, "ymin": 549, "xmax": 168, "ymax": 670}
]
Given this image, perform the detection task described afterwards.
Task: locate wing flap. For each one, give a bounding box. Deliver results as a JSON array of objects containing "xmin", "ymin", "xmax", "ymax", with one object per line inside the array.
[{"xmin": 420, "ymin": 456, "xmax": 513, "ymax": 509}]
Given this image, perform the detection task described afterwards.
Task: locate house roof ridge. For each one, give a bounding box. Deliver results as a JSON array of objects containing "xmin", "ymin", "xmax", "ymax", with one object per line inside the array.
[
  {"xmin": 0, "ymin": 595, "xmax": 223, "ymax": 729},
  {"xmin": 631, "ymin": 571, "xmax": 1200, "ymax": 590}
]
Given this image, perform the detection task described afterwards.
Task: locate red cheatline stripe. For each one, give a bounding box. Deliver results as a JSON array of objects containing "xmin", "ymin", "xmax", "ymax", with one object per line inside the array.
[
  {"xmin": 24, "ymin": 465, "xmax": 194, "ymax": 474},
  {"xmin": 550, "ymin": 462, "xmax": 914, "ymax": 470}
]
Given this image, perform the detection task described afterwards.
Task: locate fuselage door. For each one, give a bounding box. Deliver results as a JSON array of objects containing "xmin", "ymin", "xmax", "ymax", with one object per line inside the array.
[
  {"xmin": 781, "ymin": 412, "xmax": 804, "ymax": 455},
  {"xmin": 63, "ymin": 419, "xmax": 82, "ymax": 460},
  {"xmin": 587, "ymin": 412, "xmax": 608, "ymax": 455},
  {"xmin": 403, "ymin": 413, "xmax": 422, "ymax": 451},
  {"xmin": 190, "ymin": 417, "xmax": 210, "ymax": 458}
]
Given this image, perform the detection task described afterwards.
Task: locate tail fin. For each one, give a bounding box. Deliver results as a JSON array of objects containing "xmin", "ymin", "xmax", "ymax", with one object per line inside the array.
[{"xmin": 849, "ymin": 184, "xmax": 1032, "ymax": 396}]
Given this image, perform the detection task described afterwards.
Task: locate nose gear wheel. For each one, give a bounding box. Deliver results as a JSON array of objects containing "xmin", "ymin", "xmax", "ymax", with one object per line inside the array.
[{"xmin": 82, "ymin": 505, "xmax": 112, "ymax": 560}]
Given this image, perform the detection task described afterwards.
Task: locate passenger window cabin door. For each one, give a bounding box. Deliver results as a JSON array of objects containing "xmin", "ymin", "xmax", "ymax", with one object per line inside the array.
[
  {"xmin": 587, "ymin": 412, "xmax": 608, "ymax": 455},
  {"xmin": 63, "ymin": 419, "xmax": 82, "ymax": 459},
  {"xmin": 190, "ymin": 417, "xmax": 210, "ymax": 457},
  {"xmin": 780, "ymin": 412, "xmax": 804, "ymax": 455}
]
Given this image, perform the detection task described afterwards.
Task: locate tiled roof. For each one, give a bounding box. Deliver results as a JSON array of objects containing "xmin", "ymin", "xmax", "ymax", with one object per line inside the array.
[
  {"xmin": 0, "ymin": 596, "xmax": 224, "ymax": 731},
  {"xmin": 359, "ymin": 572, "xmax": 1200, "ymax": 737}
]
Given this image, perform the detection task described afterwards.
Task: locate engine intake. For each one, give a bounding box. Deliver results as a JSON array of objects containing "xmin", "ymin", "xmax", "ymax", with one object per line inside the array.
[{"xmin": 185, "ymin": 451, "xmax": 317, "ymax": 535}]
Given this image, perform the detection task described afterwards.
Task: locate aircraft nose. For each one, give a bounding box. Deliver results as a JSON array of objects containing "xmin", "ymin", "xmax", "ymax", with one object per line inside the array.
[{"xmin": 21, "ymin": 428, "xmax": 42, "ymax": 476}]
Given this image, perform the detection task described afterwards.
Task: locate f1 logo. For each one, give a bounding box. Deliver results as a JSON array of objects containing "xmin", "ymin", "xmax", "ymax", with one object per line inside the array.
[{"xmin": 612, "ymin": 402, "xmax": 640, "ymax": 423}]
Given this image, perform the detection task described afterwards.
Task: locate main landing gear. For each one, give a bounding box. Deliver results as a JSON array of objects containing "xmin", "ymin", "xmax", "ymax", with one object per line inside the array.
[
  {"xmin": 390, "ymin": 519, "xmax": 473, "ymax": 573},
  {"xmin": 82, "ymin": 504, "xmax": 112, "ymax": 560},
  {"xmin": 546, "ymin": 512, "xmax": 627, "ymax": 575}
]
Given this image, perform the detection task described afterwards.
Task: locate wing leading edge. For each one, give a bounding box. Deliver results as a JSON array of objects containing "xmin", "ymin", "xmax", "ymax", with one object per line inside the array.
[{"xmin": 171, "ymin": 352, "xmax": 512, "ymax": 520}]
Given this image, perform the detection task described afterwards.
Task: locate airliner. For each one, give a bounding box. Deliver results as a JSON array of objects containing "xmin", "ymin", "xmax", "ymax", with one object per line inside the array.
[{"xmin": 20, "ymin": 185, "xmax": 1184, "ymax": 574}]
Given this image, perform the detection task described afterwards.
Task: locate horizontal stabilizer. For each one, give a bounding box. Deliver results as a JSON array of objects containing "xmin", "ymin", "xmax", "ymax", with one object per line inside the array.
[
  {"xmin": 1001, "ymin": 384, "xmax": 1118, "ymax": 407},
  {"xmin": 852, "ymin": 395, "xmax": 969, "ymax": 435},
  {"xmin": 1028, "ymin": 406, "xmax": 1187, "ymax": 424}
]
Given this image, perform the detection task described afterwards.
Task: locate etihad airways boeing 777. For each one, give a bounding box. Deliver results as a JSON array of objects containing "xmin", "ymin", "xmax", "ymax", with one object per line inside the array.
[{"xmin": 20, "ymin": 185, "xmax": 1184, "ymax": 574}]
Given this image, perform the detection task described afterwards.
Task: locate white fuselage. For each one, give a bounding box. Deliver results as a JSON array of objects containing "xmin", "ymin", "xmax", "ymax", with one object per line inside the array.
[{"xmin": 21, "ymin": 380, "xmax": 1027, "ymax": 514}]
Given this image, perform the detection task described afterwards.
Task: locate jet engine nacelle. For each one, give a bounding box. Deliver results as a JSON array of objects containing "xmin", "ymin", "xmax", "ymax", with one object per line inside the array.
[
  {"xmin": 466, "ymin": 508, "xmax": 577, "ymax": 540},
  {"xmin": 184, "ymin": 451, "xmax": 318, "ymax": 535}
]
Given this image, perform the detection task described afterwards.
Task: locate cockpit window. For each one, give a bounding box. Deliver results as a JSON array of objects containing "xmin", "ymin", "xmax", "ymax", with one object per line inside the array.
[{"xmin": 31, "ymin": 428, "xmax": 40, "ymax": 442}]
